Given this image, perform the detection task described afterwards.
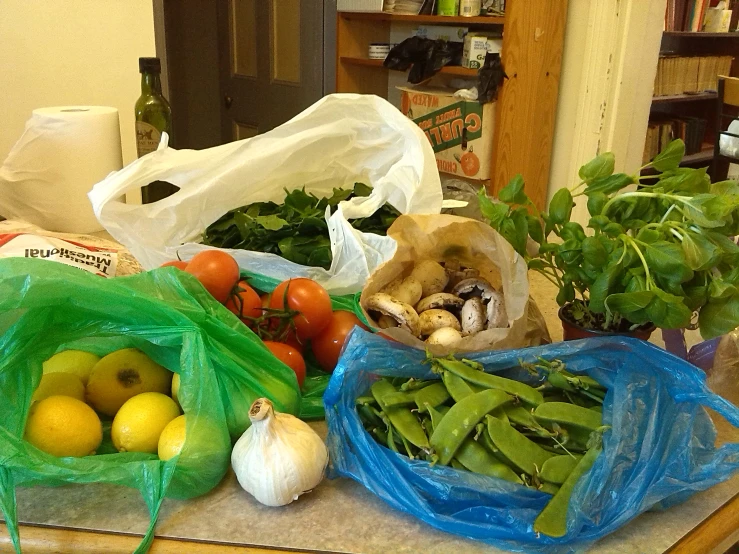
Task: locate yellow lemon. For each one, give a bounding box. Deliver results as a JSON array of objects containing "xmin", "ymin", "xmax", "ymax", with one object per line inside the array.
[
  {"xmin": 32, "ymin": 372, "xmax": 85, "ymax": 403},
  {"xmin": 86, "ymin": 348, "xmax": 172, "ymax": 417},
  {"xmin": 24, "ymin": 395, "xmax": 102, "ymax": 457},
  {"xmin": 112, "ymin": 392, "xmax": 180, "ymax": 453},
  {"xmin": 171, "ymin": 373, "xmax": 181, "ymax": 406},
  {"xmin": 43, "ymin": 350, "xmax": 100, "ymax": 386},
  {"xmin": 158, "ymin": 415, "xmax": 187, "ymax": 461}
]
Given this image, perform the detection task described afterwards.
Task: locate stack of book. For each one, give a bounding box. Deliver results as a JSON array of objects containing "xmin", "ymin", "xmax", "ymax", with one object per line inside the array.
[
  {"xmin": 653, "ymin": 55, "xmax": 733, "ymax": 96},
  {"xmin": 643, "ymin": 117, "xmax": 708, "ymax": 163},
  {"xmin": 665, "ymin": 0, "xmax": 736, "ymax": 31}
]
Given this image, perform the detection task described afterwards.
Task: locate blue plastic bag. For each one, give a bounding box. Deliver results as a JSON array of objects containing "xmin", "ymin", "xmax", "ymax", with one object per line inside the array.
[{"xmin": 324, "ymin": 329, "xmax": 739, "ymax": 553}]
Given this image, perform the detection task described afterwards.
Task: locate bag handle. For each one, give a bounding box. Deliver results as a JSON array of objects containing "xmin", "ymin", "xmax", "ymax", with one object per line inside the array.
[
  {"xmin": 134, "ymin": 460, "xmax": 177, "ymax": 554},
  {"xmin": 0, "ymin": 467, "xmax": 20, "ymax": 553}
]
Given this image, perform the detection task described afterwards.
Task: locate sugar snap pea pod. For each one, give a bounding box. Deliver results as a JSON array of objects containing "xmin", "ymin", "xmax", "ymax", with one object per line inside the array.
[
  {"xmin": 534, "ymin": 446, "xmax": 601, "ymax": 537},
  {"xmin": 539, "ymin": 454, "xmax": 583, "ymax": 485},
  {"xmin": 538, "ymin": 482, "xmax": 561, "ymax": 496},
  {"xmin": 491, "ymin": 407, "xmax": 509, "ymax": 424},
  {"xmin": 399, "ymin": 378, "xmax": 435, "ymax": 392},
  {"xmin": 426, "ymin": 404, "xmax": 449, "ymax": 434},
  {"xmin": 434, "ymin": 358, "xmax": 544, "ymax": 407},
  {"xmin": 358, "ymin": 404, "xmax": 383, "ymax": 427},
  {"xmin": 415, "ymin": 381, "xmax": 451, "ymax": 412},
  {"xmin": 385, "ymin": 422, "xmax": 399, "ymax": 453},
  {"xmin": 371, "ymin": 379, "xmax": 429, "ymax": 449},
  {"xmin": 356, "ymin": 395, "xmax": 377, "ymax": 406},
  {"xmin": 504, "ymin": 404, "xmax": 539, "ymax": 428},
  {"xmin": 430, "ymin": 389, "xmax": 512, "ymax": 465},
  {"xmin": 455, "ymin": 439, "xmax": 523, "ymax": 484},
  {"xmin": 533, "ymin": 402, "xmax": 603, "ymax": 434},
  {"xmin": 371, "ymin": 426, "xmax": 389, "ymax": 446},
  {"xmin": 486, "ymin": 415, "xmax": 554, "ymax": 475},
  {"xmin": 441, "ymin": 370, "xmax": 477, "ymax": 402},
  {"xmin": 590, "ymin": 405, "xmax": 603, "ymax": 413},
  {"xmin": 450, "ymin": 459, "xmax": 466, "ymax": 470},
  {"xmin": 380, "ymin": 390, "xmax": 417, "ymax": 408}
]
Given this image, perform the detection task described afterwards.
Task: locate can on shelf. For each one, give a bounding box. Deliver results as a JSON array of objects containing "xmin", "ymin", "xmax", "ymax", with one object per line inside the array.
[{"xmin": 459, "ymin": 0, "xmax": 482, "ymax": 16}]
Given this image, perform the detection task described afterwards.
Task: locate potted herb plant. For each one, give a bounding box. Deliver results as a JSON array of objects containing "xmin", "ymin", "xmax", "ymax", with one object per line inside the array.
[{"xmin": 479, "ymin": 139, "xmax": 739, "ymax": 341}]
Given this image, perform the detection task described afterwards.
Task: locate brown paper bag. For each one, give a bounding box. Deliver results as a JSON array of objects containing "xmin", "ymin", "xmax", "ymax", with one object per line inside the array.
[{"xmin": 359, "ymin": 214, "xmax": 550, "ymax": 354}]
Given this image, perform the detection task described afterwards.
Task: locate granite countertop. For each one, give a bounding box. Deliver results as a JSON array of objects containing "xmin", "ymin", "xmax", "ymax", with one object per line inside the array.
[{"xmin": 6, "ymin": 272, "xmax": 739, "ymax": 553}]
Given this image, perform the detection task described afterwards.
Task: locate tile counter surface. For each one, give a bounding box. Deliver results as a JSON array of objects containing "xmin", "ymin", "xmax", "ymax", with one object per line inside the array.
[{"xmin": 5, "ymin": 273, "xmax": 739, "ymax": 553}]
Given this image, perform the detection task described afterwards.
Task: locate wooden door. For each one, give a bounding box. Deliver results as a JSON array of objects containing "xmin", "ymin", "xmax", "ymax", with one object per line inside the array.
[{"xmin": 217, "ymin": 0, "xmax": 325, "ymax": 141}]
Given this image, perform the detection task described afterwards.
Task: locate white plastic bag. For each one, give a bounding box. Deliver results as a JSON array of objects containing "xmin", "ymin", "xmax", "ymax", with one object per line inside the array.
[{"xmin": 89, "ymin": 94, "xmax": 442, "ymax": 294}]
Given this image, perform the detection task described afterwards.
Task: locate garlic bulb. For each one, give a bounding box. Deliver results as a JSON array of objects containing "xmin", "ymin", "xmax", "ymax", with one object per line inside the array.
[{"xmin": 231, "ymin": 398, "xmax": 328, "ymax": 507}]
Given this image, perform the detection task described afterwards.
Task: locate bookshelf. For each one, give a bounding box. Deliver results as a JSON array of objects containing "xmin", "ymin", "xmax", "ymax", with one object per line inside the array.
[{"xmin": 335, "ymin": 0, "xmax": 568, "ymax": 210}]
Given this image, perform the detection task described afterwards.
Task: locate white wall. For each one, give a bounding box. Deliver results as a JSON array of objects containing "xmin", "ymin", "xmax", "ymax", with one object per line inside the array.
[{"xmin": 0, "ymin": 0, "xmax": 156, "ymax": 166}]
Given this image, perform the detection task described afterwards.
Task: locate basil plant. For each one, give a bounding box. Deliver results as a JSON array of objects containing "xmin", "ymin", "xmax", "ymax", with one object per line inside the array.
[{"xmin": 480, "ymin": 139, "xmax": 739, "ymax": 339}]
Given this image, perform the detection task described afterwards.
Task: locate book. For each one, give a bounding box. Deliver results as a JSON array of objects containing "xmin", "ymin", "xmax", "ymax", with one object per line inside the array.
[{"xmin": 654, "ymin": 55, "xmax": 735, "ymax": 96}]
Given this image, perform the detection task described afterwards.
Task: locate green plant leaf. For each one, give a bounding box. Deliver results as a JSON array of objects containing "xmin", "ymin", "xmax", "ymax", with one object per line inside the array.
[
  {"xmin": 579, "ymin": 152, "xmax": 615, "ymax": 183},
  {"xmin": 642, "ymin": 241, "xmax": 688, "ymax": 277},
  {"xmin": 561, "ymin": 222, "xmax": 586, "ymax": 242},
  {"xmin": 606, "ymin": 291, "xmax": 655, "ymax": 314},
  {"xmin": 499, "ymin": 210, "xmax": 528, "ymax": 256},
  {"xmin": 587, "ymin": 192, "xmax": 608, "ymax": 217},
  {"xmin": 559, "ymin": 238, "xmax": 582, "ymax": 266},
  {"xmin": 698, "ymin": 294, "xmax": 739, "ymax": 339},
  {"xmin": 708, "ymin": 278, "xmax": 739, "ymax": 300},
  {"xmin": 588, "ymin": 215, "xmax": 610, "ymax": 231},
  {"xmin": 625, "ymin": 273, "xmax": 647, "ymax": 293},
  {"xmin": 478, "ymin": 192, "xmax": 510, "ymax": 228},
  {"xmin": 584, "ymin": 173, "xmax": 633, "ymax": 196},
  {"xmin": 588, "ymin": 263, "xmax": 620, "ymax": 313},
  {"xmin": 647, "ymin": 288, "xmax": 693, "ymax": 328},
  {"xmin": 658, "ymin": 167, "xmax": 709, "ymax": 194},
  {"xmin": 636, "ymin": 227, "xmax": 661, "ymax": 244},
  {"xmin": 498, "ymin": 174, "xmax": 527, "ymax": 204},
  {"xmin": 604, "ymin": 222, "xmax": 624, "ymax": 238},
  {"xmin": 556, "ymin": 283, "xmax": 575, "ymax": 306},
  {"xmin": 581, "ymin": 236, "xmax": 607, "ymax": 267},
  {"xmin": 681, "ymin": 231, "xmax": 722, "ymax": 271},
  {"xmin": 254, "ymin": 215, "xmax": 289, "ymax": 231},
  {"xmin": 651, "ymin": 139, "xmax": 685, "ymax": 172},
  {"xmin": 527, "ymin": 259, "xmax": 546, "ymax": 271},
  {"xmin": 527, "ymin": 214, "xmax": 544, "ymax": 244},
  {"xmin": 711, "ymin": 180, "xmax": 739, "ymax": 195},
  {"xmin": 684, "ymin": 283, "xmax": 708, "ymax": 311},
  {"xmin": 549, "ymin": 188, "xmax": 573, "ymax": 225}
]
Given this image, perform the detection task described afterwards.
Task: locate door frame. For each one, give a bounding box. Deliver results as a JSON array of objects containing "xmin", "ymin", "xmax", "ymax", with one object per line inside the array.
[{"xmin": 547, "ymin": 0, "xmax": 667, "ymax": 225}]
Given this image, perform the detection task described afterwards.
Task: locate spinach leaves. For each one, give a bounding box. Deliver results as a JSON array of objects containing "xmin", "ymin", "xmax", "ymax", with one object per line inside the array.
[{"xmin": 202, "ymin": 183, "xmax": 399, "ymax": 270}]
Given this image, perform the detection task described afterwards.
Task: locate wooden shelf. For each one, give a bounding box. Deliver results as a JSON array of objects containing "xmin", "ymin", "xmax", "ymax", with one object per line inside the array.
[
  {"xmin": 652, "ymin": 91, "xmax": 718, "ymax": 104},
  {"xmin": 681, "ymin": 146, "xmax": 715, "ymax": 164},
  {"xmin": 663, "ymin": 31, "xmax": 739, "ymax": 38},
  {"xmin": 338, "ymin": 11, "xmax": 505, "ymax": 25},
  {"xmin": 340, "ymin": 56, "xmax": 478, "ymax": 76}
]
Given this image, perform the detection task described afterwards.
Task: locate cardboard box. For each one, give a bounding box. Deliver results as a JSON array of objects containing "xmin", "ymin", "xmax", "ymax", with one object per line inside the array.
[
  {"xmin": 462, "ymin": 33, "xmax": 503, "ymax": 69},
  {"xmin": 399, "ymin": 86, "xmax": 495, "ymax": 180},
  {"xmin": 414, "ymin": 25, "xmax": 468, "ymax": 42}
]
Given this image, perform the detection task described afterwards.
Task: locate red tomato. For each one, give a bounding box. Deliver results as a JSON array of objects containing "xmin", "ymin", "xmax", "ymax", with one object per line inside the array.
[
  {"xmin": 184, "ymin": 250, "xmax": 240, "ymax": 303},
  {"xmin": 311, "ymin": 311, "xmax": 369, "ymax": 372},
  {"xmin": 268, "ymin": 278, "xmax": 332, "ymax": 341},
  {"xmin": 161, "ymin": 260, "xmax": 188, "ymax": 270},
  {"xmin": 263, "ymin": 341, "xmax": 306, "ymax": 388},
  {"xmin": 225, "ymin": 281, "xmax": 262, "ymax": 322}
]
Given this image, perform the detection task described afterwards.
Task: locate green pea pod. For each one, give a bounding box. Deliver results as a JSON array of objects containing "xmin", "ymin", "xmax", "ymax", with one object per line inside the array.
[
  {"xmin": 358, "ymin": 404, "xmax": 383, "ymax": 427},
  {"xmin": 539, "ymin": 454, "xmax": 583, "ymax": 485},
  {"xmin": 426, "ymin": 405, "xmax": 448, "ymax": 436},
  {"xmin": 491, "ymin": 407, "xmax": 509, "ymax": 425},
  {"xmin": 534, "ymin": 402, "xmax": 603, "ymax": 433},
  {"xmin": 487, "ymin": 415, "xmax": 554, "ymax": 475},
  {"xmin": 430, "ymin": 389, "xmax": 512, "ymax": 465},
  {"xmin": 415, "ymin": 381, "xmax": 451, "ymax": 412},
  {"xmin": 371, "ymin": 426, "xmax": 389, "ymax": 446},
  {"xmin": 371, "ymin": 379, "xmax": 429, "ymax": 449},
  {"xmin": 534, "ymin": 446, "xmax": 601, "ymax": 537},
  {"xmin": 455, "ymin": 439, "xmax": 523, "ymax": 484},
  {"xmin": 450, "ymin": 459, "xmax": 466, "ymax": 471},
  {"xmin": 441, "ymin": 370, "xmax": 477, "ymax": 402},
  {"xmin": 355, "ymin": 395, "xmax": 377, "ymax": 406},
  {"xmin": 590, "ymin": 405, "xmax": 603, "ymax": 413},
  {"xmin": 435, "ymin": 358, "xmax": 544, "ymax": 407},
  {"xmin": 400, "ymin": 378, "xmax": 435, "ymax": 392},
  {"xmin": 380, "ymin": 390, "xmax": 417, "ymax": 408},
  {"xmin": 538, "ymin": 482, "xmax": 561, "ymax": 496},
  {"xmin": 546, "ymin": 371, "xmax": 576, "ymax": 392},
  {"xmin": 504, "ymin": 404, "xmax": 539, "ymax": 428}
]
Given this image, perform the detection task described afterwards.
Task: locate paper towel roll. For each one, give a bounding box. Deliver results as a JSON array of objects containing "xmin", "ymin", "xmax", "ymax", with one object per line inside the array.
[{"xmin": 0, "ymin": 106, "xmax": 123, "ymax": 233}]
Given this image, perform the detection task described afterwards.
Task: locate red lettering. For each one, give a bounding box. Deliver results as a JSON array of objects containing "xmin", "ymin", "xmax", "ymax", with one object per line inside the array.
[
  {"xmin": 436, "ymin": 159, "xmax": 458, "ymax": 173},
  {"xmin": 429, "ymin": 127, "xmax": 442, "ymax": 146},
  {"xmin": 465, "ymin": 113, "xmax": 482, "ymax": 133},
  {"xmin": 439, "ymin": 122, "xmax": 452, "ymax": 142},
  {"xmin": 451, "ymin": 118, "xmax": 464, "ymax": 139}
]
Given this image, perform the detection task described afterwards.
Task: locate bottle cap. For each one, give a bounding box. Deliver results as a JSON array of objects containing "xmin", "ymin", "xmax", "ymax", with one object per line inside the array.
[{"xmin": 139, "ymin": 57, "xmax": 161, "ymax": 74}]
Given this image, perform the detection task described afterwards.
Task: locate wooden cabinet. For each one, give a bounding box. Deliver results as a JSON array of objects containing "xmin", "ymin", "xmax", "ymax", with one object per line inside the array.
[{"xmin": 335, "ymin": 1, "xmax": 568, "ymax": 210}]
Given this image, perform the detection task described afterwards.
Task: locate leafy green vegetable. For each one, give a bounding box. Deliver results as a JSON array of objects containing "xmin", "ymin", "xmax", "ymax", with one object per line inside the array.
[
  {"xmin": 478, "ymin": 138, "xmax": 739, "ymax": 339},
  {"xmin": 201, "ymin": 183, "xmax": 400, "ymax": 270}
]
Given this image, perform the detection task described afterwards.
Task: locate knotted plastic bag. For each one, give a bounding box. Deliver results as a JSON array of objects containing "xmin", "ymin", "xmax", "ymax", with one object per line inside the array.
[
  {"xmin": 0, "ymin": 258, "xmax": 302, "ymax": 553},
  {"xmin": 325, "ymin": 329, "xmax": 739, "ymax": 552}
]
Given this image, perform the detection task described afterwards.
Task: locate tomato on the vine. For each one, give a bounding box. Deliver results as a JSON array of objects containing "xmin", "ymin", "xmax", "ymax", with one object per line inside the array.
[
  {"xmin": 263, "ymin": 341, "xmax": 306, "ymax": 388},
  {"xmin": 311, "ymin": 311, "xmax": 368, "ymax": 372},
  {"xmin": 184, "ymin": 250, "xmax": 240, "ymax": 303},
  {"xmin": 161, "ymin": 260, "xmax": 188, "ymax": 270},
  {"xmin": 268, "ymin": 278, "xmax": 332, "ymax": 341},
  {"xmin": 225, "ymin": 281, "xmax": 262, "ymax": 322}
]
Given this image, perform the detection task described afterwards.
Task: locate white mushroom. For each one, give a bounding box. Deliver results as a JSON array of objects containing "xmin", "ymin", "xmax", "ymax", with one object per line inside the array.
[
  {"xmin": 447, "ymin": 268, "xmax": 481, "ymax": 289},
  {"xmin": 486, "ymin": 291, "xmax": 508, "ymax": 328},
  {"xmin": 419, "ymin": 309, "xmax": 461, "ymax": 336},
  {"xmin": 377, "ymin": 314, "xmax": 399, "ymax": 329},
  {"xmin": 410, "ymin": 260, "xmax": 449, "ymax": 297},
  {"xmin": 384, "ymin": 276, "xmax": 423, "ymax": 306},
  {"xmin": 460, "ymin": 297, "xmax": 486, "ymax": 335},
  {"xmin": 416, "ymin": 293, "xmax": 465, "ymax": 314},
  {"xmin": 366, "ymin": 293, "xmax": 421, "ymax": 336},
  {"xmin": 451, "ymin": 278, "xmax": 496, "ymax": 301},
  {"xmin": 426, "ymin": 327, "xmax": 463, "ymax": 346}
]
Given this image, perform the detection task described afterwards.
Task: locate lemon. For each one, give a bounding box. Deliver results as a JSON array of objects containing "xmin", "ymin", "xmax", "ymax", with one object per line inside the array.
[
  {"xmin": 43, "ymin": 350, "xmax": 100, "ymax": 386},
  {"xmin": 158, "ymin": 414, "xmax": 186, "ymax": 461},
  {"xmin": 112, "ymin": 392, "xmax": 180, "ymax": 453},
  {"xmin": 32, "ymin": 373, "xmax": 85, "ymax": 403},
  {"xmin": 24, "ymin": 395, "xmax": 102, "ymax": 457},
  {"xmin": 86, "ymin": 348, "xmax": 172, "ymax": 417},
  {"xmin": 171, "ymin": 373, "xmax": 181, "ymax": 406}
]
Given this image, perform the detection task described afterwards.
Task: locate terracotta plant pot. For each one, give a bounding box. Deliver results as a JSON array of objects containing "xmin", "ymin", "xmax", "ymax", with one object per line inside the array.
[{"xmin": 558, "ymin": 307, "xmax": 655, "ymax": 342}]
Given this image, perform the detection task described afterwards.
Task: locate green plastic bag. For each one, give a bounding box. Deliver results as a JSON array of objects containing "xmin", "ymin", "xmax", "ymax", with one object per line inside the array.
[
  {"xmin": 0, "ymin": 258, "xmax": 302, "ymax": 553},
  {"xmin": 243, "ymin": 271, "xmax": 366, "ymax": 420}
]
